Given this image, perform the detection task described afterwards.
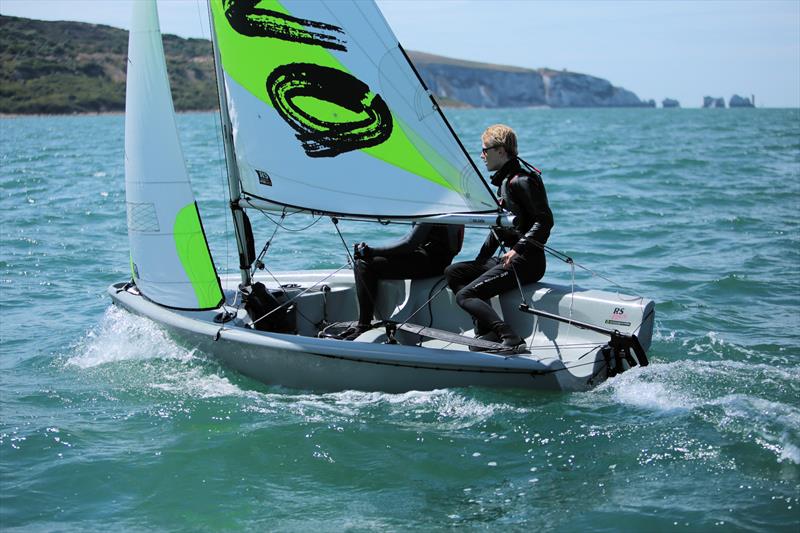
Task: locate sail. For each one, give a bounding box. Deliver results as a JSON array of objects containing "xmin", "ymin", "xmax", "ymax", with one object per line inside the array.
[
  {"xmin": 124, "ymin": 0, "xmax": 223, "ymax": 310},
  {"xmin": 209, "ymin": 0, "xmax": 498, "ymax": 218}
]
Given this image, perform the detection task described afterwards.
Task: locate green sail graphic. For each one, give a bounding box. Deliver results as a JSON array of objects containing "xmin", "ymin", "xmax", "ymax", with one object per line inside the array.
[
  {"xmin": 211, "ymin": 0, "xmax": 463, "ymax": 193},
  {"xmin": 174, "ymin": 203, "xmax": 223, "ymax": 309}
]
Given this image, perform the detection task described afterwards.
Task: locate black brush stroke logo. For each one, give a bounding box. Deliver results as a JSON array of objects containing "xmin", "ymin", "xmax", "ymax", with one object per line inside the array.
[
  {"xmin": 266, "ymin": 63, "xmax": 393, "ymax": 158},
  {"xmin": 223, "ymin": 0, "xmax": 347, "ymax": 51}
]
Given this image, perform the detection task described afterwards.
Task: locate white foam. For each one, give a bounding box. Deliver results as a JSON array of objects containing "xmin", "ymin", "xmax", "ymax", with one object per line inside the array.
[
  {"xmin": 150, "ymin": 367, "xmax": 263, "ymax": 400},
  {"xmin": 68, "ymin": 307, "xmax": 272, "ymax": 402},
  {"xmin": 591, "ymin": 361, "xmax": 800, "ymax": 464},
  {"xmin": 68, "ymin": 306, "xmax": 196, "ymax": 369},
  {"xmin": 681, "ymin": 331, "xmax": 763, "ymax": 360},
  {"xmin": 710, "ymin": 394, "xmax": 800, "ymax": 464},
  {"xmin": 778, "ymin": 440, "xmax": 800, "ymax": 464},
  {"xmin": 591, "ymin": 363, "xmax": 699, "ymax": 412},
  {"xmin": 606, "ymin": 375, "xmax": 695, "ymax": 412},
  {"xmin": 247, "ymin": 388, "xmax": 524, "ymax": 428}
]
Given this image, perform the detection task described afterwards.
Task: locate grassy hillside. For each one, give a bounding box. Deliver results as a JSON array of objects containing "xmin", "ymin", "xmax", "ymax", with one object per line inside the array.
[
  {"xmin": 1, "ymin": 15, "xmax": 603, "ymax": 114},
  {"xmin": 0, "ymin": 15, "xmax": 217, "ymax": 114},
  {"xmin": 1, "ymin": 15, "xmax": 527, "ymax": 114}
]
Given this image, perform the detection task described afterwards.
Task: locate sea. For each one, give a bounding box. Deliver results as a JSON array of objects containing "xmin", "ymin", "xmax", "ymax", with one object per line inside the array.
[{"xmin": 1, "ymin": 108, "xmax": 798, "ymax": 531}]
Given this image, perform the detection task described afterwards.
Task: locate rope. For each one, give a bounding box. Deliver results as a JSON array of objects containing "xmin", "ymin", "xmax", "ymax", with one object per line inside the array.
[
  {"xmin": 426, "ymin": 277, "xmax": 448, "ymax": 327},
  {"xmin": 569, "ymin": 256, "xmax": 576, "ymax": 321},
  {"xmin": 537, "ymin": 240, "xmax": 634, "ymax": 293}
]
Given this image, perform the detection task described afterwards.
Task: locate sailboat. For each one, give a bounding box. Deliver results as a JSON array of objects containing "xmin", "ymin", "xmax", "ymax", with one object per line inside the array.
[{"xmin": 108, "ymin": 0, "xmax": 654, "ymax": 393}]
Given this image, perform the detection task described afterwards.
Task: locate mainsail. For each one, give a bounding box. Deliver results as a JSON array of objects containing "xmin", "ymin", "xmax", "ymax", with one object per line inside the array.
[
  {"xmin": 124, "ymin": 0, "xmax": 223, "ymax": 310},
  {"xmin": 209, "ymin": 0, "xmax": 498, "ymax": 219}
]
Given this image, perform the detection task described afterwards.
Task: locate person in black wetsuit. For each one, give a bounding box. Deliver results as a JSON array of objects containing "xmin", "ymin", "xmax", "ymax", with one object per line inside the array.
[
  {"xmin": 340, "ymin": 223, "xmax": 464, "ymax": 340},
  {"xmin": 445, "ymin": 124, "xmax": 554, "ymax": 351}
]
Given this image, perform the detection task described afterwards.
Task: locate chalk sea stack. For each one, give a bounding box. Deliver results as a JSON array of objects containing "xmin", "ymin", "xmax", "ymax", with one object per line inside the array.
[
  {"xmin": 703, "ymin": 96, "xmax": 726, "ymax": 108},
  {"xmin": 729, "ymin": 95, "xmax": 755, "ymax": 108}
]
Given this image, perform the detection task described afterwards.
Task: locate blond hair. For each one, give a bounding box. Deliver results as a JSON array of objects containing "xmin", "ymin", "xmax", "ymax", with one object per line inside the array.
[{"xmin": 482, "ymin": 124, "xmax": 518, "ymax": 157}]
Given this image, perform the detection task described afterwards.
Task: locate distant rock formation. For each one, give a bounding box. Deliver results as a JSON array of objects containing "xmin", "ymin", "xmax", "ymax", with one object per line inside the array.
[
  {"xmin": 408, "ymin": 52, "xmax": 652, "ymax": 108},
  {"xmin": 729, "ymin": 95, "xmax": 754, "ymax": 108},
  {"xmin": 662, "ymin": 98, "xmax": 680, "ymax": 108},
  {"xmin": 703, "ymin": 96, "xmax": 726, "ymax": 108}
]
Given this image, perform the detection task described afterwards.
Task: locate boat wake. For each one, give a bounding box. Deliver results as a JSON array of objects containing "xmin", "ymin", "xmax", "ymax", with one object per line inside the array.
[
  {"xmin": 588, "ymin": 360, "xmax": 800, "ymax": 464},
  {"xmin": 242, "ymin": 388, "xmax": 530, "ymax": 432}
]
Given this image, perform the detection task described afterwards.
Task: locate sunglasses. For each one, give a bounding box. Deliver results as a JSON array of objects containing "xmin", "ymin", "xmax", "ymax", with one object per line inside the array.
[{"xmin": 481, "ymin": 144, "xmax": 502, "ymax": 155}]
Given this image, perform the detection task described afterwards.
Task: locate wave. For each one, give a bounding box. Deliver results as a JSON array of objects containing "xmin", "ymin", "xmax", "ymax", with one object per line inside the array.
[
  {"xmin": 242, "ymin": 388, "xmax": 531, "ymax": 432},
  {"xmin": 590, "ymin": 360, "xmax": 800, "ymax": 464}
]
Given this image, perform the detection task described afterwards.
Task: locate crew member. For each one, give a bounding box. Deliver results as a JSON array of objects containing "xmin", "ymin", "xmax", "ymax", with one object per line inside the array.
[
  {"xmin": 340, "ymin": 223, "xmax": 464, "ymax": 340},
  {"xmin": 445, "ymin": 124, "xmax": 554, "ymax": 351}
]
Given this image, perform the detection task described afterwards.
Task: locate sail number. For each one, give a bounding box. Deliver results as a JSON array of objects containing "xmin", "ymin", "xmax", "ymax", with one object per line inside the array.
[{"xmin": 224, "ymin": 0, "xmax": 393, "ymax": 158}]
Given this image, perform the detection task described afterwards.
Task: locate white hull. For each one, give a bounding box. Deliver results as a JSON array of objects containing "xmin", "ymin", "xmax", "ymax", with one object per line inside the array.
[{"xmin": 108, "ymin": 271, "xmax": 654, "ymax": 393}]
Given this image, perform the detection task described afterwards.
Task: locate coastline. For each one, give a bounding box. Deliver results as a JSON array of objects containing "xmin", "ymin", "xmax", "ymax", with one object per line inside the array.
[
  {"xmin": 0, "ymin": 109, "xmax": 219, "ymax": 119},
  {"xmin": 2, "ymin": 107, "xmax": 789, "ymax": 119}
]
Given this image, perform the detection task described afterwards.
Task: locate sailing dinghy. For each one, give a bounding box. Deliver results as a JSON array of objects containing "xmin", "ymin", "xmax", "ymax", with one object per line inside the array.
[{"xmin": 108, "ymin": 0, "xmax": 654, "ymax": 393}]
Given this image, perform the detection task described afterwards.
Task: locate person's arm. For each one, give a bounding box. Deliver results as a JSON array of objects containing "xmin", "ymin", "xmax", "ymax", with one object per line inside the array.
[
  {"xmin": 509, "ymin": 174, "xmax": 554, "ymax": 255},
  {"xmin": 476, "ymin": 230, "xmax": 499, "ymax": 261},
  {"xmin": 369, "ymin": 223, "xmax": 431, "ymax": 257}
]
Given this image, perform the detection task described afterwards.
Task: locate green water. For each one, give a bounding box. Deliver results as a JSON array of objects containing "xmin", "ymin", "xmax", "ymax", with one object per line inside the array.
[{"xmin": 1, "ymin": 108, "xmax": 798, "ymax": 531}]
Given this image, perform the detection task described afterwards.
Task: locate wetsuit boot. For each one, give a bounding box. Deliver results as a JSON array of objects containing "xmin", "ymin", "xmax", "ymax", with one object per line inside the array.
[
  {"xmin": 491, "ymin": 321, "xmax": 525, "ymax": 352},
  {"xmin": 469, "ymin": 319, "xmax": 500, "ymax": 351}
]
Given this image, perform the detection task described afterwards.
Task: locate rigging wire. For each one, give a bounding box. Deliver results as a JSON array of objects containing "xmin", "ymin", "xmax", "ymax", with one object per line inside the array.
[
  {"xmin": 257, "ymin": 208, "xmax": 324, "ymax": 232},
  {"xmin": 331, "ymin": 217, "xmax": 355, "ymax": 268},
  {"xmin": 257, "ymin": 262, "xmax": 321, "ymax": 327},
  {"xmin": 250, "ymin": 209, "xmax": 286, "ymax": 278},
  {"xmin": 249, "ymin": 263, "xmax": 352, "ymax": 329},
  {"xmin": 328, "ymin": 217, "xmax": 389, "ymax": 324}
]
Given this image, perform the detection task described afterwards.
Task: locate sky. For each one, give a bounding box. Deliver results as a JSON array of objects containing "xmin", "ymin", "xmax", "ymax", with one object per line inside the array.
[{"xmin": 2, "ymin": 0, "xmax": 799, "ymax": 108}]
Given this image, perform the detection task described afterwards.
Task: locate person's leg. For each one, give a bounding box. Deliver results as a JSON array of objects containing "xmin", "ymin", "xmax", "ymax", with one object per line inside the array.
[
  {"xmin": 352, "ymin": 252, "xmax": 447, "ymax": 332},
  {"xmin": 455, "ymin": 252, "xmax": 547, "ymax": 347},
  {"xmin": 446, "ymin": 258, "xmax": 499, "ymax": 334},
  {"xmin": 444, "ymin": 259, "xmax": 491, "ymax": 294},
  {"xmin": 354, "ymin": 255, "xmax": 391, "ymax": 326},
  {"xmin": 455, "ymin": 264, "xmax": 515, "ymax": 329}
]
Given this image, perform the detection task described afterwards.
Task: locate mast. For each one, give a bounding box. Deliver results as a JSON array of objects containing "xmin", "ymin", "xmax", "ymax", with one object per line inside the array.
[{"xmin": 207, "ymin": 0, "xmax": 253, "ymax": 287}]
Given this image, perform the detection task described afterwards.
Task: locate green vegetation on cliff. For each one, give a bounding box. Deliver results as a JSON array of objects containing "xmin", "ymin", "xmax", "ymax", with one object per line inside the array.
[
  {"xmin": 0, "ymin": 14, "xmax": 649, "ymax": 114},
  {"xmin": 0, "ymin": 15, "xmax": 218, "ymax": 114}
]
